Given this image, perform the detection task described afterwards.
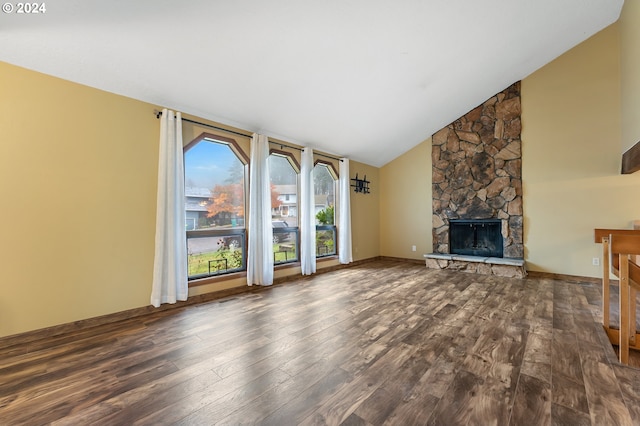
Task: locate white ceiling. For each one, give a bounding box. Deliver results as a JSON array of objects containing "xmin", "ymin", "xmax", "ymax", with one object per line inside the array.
[{"xmin": 0, "ymin": 0, "xmax": 623, "ymax": 167}]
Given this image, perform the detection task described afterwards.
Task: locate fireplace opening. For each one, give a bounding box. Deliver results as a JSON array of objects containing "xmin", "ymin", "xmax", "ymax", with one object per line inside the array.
[{"xmin": 449, "ymin": 219, "xmax": 503, "ymax": 258}]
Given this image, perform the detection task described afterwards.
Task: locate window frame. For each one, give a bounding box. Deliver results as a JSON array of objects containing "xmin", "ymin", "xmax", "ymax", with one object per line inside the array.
[
  {"xmin": 269, "ymin": 149, "xmax": 301, "ymax": 265},
  {"xmin": 312, "ymin": 159, "xmax": 339, "ymax": 259},
  {"xmin": 184, "ymin": 132, "xmax": 250, "ymax": 281}
]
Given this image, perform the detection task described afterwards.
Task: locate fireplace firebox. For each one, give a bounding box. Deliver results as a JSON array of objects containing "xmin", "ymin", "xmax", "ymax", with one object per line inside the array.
[{"xmin": 449, "ymin": 219, "xmax": 503, "ymax": 258}]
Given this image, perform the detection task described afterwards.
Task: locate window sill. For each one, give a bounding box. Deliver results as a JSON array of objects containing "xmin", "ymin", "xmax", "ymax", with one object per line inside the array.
[
  {"xmin": 273, "ymin": 255, "xmax": 338, "ymax": 269},
  {"xmin": 274, "ymin": 261, "xmax": 300, "ymax": 271},
  {"xmin": 317, "ymin": 255, "xmax": 338, "ymax": 263},
  {"xmin": 188, "ymin": 270, "xmax": 247, "ymax": 287}
]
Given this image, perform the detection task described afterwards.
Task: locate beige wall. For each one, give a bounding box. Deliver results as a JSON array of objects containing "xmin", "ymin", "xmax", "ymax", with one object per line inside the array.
[
  {"xmin": 620, "ymin": 0, "xmax": 640, "ymax": 152},
  {"xmin": 349, "ymin": 161, "xmax": 380, "ymax": 260},
  {"xmin": 0, "ymin": 61, "xmax": 160, "ymax": 337},
  {"xmin": 379, "ymin": 140, "xmax": 432, "ymax": 260},
  {"xmin": 522, "ymin": 23, "xmax": 640, "ymax": 277},
  {"xmin": 0, "ymin": 62, "xmax": 381, "ymax": 338}
]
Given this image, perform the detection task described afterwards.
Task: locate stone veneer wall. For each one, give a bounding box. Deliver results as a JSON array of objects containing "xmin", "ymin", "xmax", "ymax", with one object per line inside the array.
[{"xmin": 432, "ymin": 82, "xmax": 523, "ymax": 258}]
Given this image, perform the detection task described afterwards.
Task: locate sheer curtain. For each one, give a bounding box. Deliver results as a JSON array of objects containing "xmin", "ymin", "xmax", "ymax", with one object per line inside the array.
[
  {"xmin": 150, "ymin": 109, "xmax": 188, "ymax": 307},
  {"xmin": 247, "ymin": 133, "xmax": 274, "ymax": 286},
  {"xmin": 338, "ymin": 158, "xmax": 353, "ymax": 264},
  {"xmin": 300, "ymin": 147, "xmax": 316, "ymax": 275}
]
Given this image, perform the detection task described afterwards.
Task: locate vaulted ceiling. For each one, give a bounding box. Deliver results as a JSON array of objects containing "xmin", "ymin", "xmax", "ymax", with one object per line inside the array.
[{"xmin": 0, "ymin": 0, "xmax": 624, "ymax": 166}]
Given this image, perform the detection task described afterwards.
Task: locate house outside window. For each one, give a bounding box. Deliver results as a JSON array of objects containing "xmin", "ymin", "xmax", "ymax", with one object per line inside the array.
[
  {"xmin": 184, "ymin": 134, "xmax": 248, "ymax": 279},
  {"xmin": 269, "ymin": 152, "xmax": 299, "ymax": 264}
]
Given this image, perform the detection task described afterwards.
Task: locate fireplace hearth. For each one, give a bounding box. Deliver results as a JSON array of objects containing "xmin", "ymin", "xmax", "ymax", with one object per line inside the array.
[{"xmin": 449, "ymin": 219, "xmax": 503, "ymax": 258}]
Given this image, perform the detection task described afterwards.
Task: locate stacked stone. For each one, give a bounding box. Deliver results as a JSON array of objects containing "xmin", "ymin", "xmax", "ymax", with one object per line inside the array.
[{"xmin": 432, "ymin": 82, "xmax": 523, "ymax": 258}]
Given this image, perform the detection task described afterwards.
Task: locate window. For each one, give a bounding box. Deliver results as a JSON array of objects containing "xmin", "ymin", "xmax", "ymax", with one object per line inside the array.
[
  {"xmin": 269, "ymin": 152, "xmax": 299, "ymax": 264},
  {"xmin": 184, "ymin": 134, "xmax": 248, "ymax": 279},
  {"xmin": 313, "ymin": 162, "xmax": 337, "ymax": 257}
]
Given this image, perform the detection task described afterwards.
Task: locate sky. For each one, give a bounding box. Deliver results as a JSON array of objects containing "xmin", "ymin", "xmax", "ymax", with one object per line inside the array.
[
  {"xmin": 184, "ymin": 141, "xmax": 240, "ymax": 189},
  {"xmin": 185, "ymin": 140, "xmax": 330, "ymax": 191}
]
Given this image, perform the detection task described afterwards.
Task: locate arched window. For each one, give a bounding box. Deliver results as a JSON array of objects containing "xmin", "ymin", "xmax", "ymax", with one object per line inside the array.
[
  {"xmin": 184, "ymin": 133, "xmax": 248, "ymax": 279},
  {"xmin": 313, "ymin": 161, "xmax": 338, "ymax": 257},
  {"xmin": 269, "ymin": 151, "xmax": 300, "ymax": 264}
]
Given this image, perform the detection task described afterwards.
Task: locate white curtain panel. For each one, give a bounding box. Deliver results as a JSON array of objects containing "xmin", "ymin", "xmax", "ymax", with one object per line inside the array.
[
  {"xmin": 300, "ymin": 147, "xmax": 317, "ymax": 275},
  {"xmin": 338, "ymin": 158, "xmax": 353, "ymax": 264},
  {"xmin": 247, "ymin": 134, "xmax": 274, "ymax": 286},
  {"xmin": 150, "ymin": 109, "xmax": 188, "ymax": 307}
]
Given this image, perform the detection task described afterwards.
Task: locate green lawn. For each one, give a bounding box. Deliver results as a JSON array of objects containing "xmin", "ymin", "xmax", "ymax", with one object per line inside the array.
[
  {"xmin": 188, "ymin": 243, "xmax": 301, "ymax": 277},
  {"xmin": 188, "ymin": 249, "xmax": 242, "ymax": 277}
]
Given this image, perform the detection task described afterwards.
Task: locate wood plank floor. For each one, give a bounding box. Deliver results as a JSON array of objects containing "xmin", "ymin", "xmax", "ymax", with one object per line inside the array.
[{"xmin": 1, "ymin": 260, "xmax": 639, "ymax": 425}]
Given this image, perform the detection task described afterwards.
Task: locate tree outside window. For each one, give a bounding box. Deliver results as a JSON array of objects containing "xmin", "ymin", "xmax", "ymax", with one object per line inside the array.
[
  {"xmin": 313, "ymin": 163, "xmax": 337, "ymax": 256},
  {"xmin": 184, "ymin": 137, "xmax": 248, "ymax": 278}
]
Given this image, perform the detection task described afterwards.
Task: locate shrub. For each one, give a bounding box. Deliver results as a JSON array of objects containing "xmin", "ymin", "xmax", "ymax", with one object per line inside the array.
[{"xmin": 316, "ymin": 205, "xmax": 334, "ymax": 225}]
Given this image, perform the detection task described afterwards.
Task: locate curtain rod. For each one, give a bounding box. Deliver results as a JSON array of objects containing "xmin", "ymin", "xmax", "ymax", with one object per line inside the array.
[
  {"xmin": 268, "ymin": 141, "xmax": 343, "ymax": 162},
  {"xmin": 154, "ymin": 109, "xmax": 252, "ymax": 139},
  {"xmin": 155, "ymin": 109, "xmax": 343, "ymax": 162},
  {"xmin": 316, "ymin": 152, "xmax": 344, "ymax": 162},
  {"xmin": 269, "ymin": 140, "xmax": 302, "ymax": 152}
]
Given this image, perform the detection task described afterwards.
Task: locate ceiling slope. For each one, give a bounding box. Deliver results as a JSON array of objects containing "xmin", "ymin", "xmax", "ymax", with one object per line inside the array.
[{"xmin": 0, "ymin": 0, "xmax": 623, "ymax": 166}]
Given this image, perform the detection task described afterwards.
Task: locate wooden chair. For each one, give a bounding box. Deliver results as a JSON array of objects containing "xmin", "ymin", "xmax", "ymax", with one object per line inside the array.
[{"xmin": 594, "ymin": 229, "xmax": 640, "ymax": 364}]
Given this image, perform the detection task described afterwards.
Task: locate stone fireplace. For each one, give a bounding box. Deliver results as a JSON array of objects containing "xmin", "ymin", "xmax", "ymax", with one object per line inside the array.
[{"xmin": 425, "ymin": 82, "xmax": 525, "ymax": 278}]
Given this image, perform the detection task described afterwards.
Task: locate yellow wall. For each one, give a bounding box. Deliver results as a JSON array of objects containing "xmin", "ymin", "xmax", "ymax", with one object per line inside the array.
[
  {"xmin": 379, "ymin": 140, "xmax": 432, "ymax": 260},
  {"xmin": 522, "ymin": 23, "xmax": 640, "ymax": 277},
  {"xmin": 620, "ymin": 0, "xmax": 640, "ymax": 152},
  {"xmin": 0, "ymin": 62, "xmax": 381, "ymax": 338},
  {"xmin": 350, "ymin": 161, "xmax": 380, "ymax": 260},
  {"xmin": 0, "ymin": 61, "xmax": 160, "ymax": 337}
]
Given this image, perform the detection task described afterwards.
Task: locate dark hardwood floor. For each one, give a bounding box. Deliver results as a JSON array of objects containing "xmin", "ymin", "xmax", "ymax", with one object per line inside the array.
[{"xmin": 1, "ymin": 260, "xmax": 639, "ymax": 425}]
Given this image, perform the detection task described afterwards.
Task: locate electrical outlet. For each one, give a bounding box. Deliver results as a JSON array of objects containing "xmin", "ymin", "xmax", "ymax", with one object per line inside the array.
[
  {"xmin": 412, "ymin": 245, "xmax": 417, "ymax": 252},
  {"xmin": 592, "ymin": 257, "xmax": 600, "ymax": 266}
]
